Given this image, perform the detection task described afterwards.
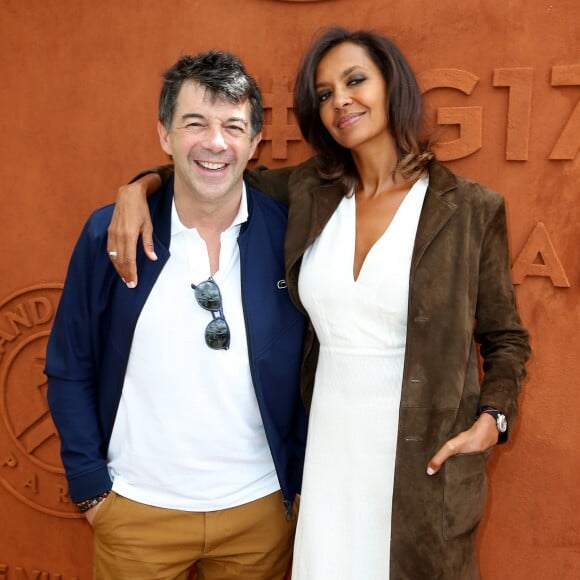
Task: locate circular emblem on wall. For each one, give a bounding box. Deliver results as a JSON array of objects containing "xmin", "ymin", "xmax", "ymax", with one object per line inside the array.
[{"xmin": 0, "ymin": 284, "xmax": 80, "ymax": 518}]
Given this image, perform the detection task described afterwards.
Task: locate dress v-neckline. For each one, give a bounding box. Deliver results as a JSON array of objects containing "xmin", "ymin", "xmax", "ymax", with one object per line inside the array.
[{"xmin": 351, "ymin": 180, "xmax": 419, "ymax": 283}]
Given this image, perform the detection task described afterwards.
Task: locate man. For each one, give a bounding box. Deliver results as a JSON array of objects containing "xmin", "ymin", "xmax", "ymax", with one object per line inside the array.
[{"xmin": 45, "ymin": 51, "xmax": 306, "ymax": 580}]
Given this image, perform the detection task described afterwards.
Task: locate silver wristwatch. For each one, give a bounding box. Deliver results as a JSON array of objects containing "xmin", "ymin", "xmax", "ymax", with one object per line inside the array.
[{"xmin": 480, "ymin": 407, "xmax": 507, "ymax": 438}]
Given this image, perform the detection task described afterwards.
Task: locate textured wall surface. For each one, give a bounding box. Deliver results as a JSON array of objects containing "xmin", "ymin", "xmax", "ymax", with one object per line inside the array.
[{"xmin": 0, "ymin": 1, "xmax": 578, "ymax": 578}]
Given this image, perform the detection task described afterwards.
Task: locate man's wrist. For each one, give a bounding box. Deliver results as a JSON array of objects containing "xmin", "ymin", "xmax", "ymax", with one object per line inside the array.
[{"xmin": 75, "ymin": 490, "xmax": 111, "ymax": 514}]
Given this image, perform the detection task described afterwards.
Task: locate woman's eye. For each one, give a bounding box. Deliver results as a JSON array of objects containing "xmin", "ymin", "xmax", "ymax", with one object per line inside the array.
[
  {"xmin": 348, "ymin": 76, "xmax": 365, "ymax": 86},
  {"xmin": 317, "ymin": 91, "xmax": 331, "ymax": 103}
]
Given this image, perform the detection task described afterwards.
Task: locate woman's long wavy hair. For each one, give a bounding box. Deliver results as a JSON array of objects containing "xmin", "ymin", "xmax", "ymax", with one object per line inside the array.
[{"xmin": 294, "ymin": 27, "xmax": 433, "ymax": 185}]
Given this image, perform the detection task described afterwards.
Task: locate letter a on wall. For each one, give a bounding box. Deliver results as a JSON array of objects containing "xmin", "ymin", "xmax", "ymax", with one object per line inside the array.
[{"xmin": 512, "ymin": 222, "xmax": 570, "ymax": 287}]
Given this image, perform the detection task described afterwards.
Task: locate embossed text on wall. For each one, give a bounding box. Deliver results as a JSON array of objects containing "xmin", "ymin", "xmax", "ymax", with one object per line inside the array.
[{"xmin": 0, "ymin": 285, "xmax": 79, "ymax": 519}]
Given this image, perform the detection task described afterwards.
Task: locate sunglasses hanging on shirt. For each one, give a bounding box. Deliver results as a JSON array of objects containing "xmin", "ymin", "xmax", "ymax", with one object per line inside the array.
[{"xmin": 191, "ymin": 277, "xmax": 231, "ymax": 350}]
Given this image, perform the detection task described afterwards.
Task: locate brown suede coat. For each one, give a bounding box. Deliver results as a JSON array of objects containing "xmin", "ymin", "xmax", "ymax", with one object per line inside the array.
[{"xmin": 246, "ymin": 158, "xmax": 530, "ymax": 579}]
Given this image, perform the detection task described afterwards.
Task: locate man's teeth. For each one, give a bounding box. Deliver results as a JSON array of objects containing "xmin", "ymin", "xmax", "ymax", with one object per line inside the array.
[{"xmin": 198, "ymin": 161, "xmax": 227, "ymax": 170}]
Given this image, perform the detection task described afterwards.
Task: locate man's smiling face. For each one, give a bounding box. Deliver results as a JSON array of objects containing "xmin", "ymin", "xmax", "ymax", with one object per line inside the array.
[{"xmin": 158, "ymin": 80, "xmax": 260, "ymax": 207}]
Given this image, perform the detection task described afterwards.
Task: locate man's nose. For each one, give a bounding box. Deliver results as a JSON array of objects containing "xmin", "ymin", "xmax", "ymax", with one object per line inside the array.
[{"xmin": 203, "ymin": 127, "xmax": 227, "ymax": 152}]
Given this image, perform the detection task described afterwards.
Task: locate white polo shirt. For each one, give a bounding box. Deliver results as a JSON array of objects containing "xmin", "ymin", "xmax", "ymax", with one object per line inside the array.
[{"xmin": 107, "ymin": 184, "xmax": 279, "ymax": 511}]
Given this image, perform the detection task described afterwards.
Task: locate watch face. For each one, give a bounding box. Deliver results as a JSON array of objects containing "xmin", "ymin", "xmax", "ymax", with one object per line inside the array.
[{"xmin": 497, "ymin": 414, "xmax": 508, "ymax": 433}]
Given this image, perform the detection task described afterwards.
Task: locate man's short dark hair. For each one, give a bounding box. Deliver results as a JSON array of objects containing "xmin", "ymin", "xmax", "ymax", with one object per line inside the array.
[{"xmin": 159, "ymin": 50, "xmax": 263, "ymax": 138}]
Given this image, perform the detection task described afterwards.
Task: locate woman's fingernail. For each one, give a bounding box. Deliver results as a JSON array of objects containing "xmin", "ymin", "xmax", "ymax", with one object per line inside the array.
[
  {"xmin": 427, "ymin": 467, "xmax": 435, "ymax": 476},
  {"xmin": 126, "ymin": 281, "xmax": 137, "ymax": 289}
]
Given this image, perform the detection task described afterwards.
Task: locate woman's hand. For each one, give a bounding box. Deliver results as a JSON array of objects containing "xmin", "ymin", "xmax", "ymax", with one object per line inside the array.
[
  {"xmin": 107, "ymin": 173, "xmax": 161, "ymax": 288},
  {"xmin": 426, "ymin": 412, "xmax": 499, "ymax": 475}
]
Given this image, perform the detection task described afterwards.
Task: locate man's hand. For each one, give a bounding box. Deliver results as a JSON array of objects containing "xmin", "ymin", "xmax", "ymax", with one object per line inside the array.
[
  {"xmin": 84, "ymin": 496, "xmax": 107, "ymax": 526},
  {"xmin": 107, "ymin": 173, "xmax": 161, "ymax": 288},
  {"xmin": 426, "ymin": 412, "xmax": 499, "ymax": 475}
]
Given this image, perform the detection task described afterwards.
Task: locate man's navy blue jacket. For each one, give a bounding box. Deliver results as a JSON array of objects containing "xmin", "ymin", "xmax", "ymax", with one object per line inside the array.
[{"xmin": 45, "ymin": 178, "xmax": 307, "ymax": 512}]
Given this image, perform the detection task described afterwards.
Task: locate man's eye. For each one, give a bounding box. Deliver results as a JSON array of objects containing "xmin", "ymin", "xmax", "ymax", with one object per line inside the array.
[
  {"xmin": 185, "ymin": 122, "xmax": 203, "ymax": 128},
  {"xmin": 227, "ymin": 125, "xmax": 245, "ymax": 133}
]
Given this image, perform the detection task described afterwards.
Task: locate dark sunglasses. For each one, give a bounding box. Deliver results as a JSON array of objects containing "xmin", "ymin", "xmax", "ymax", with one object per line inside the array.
[{"xmin": 191, "ymin": 277, "xmax": 230, "ymax": 350}]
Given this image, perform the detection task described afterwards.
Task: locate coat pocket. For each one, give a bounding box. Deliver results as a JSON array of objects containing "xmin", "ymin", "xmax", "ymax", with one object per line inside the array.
[{"xmin": 442, "ymin": 450, "xmax": 490, "ymax": 540}]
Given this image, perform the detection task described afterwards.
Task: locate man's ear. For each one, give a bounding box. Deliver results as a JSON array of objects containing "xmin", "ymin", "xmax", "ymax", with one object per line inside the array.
[
  {"xmin": 249, "ymin": 131, "xmax": 262, "ymax": 158},
  {"xmin": 158, "ymin": 121, "xmax": 172, "ymax": 156}
]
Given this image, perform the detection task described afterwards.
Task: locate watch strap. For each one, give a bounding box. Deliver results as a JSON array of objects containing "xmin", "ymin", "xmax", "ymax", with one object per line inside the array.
[{"xmin": 479, "ymin": 406, "xmax": 508, "ymax": 443}]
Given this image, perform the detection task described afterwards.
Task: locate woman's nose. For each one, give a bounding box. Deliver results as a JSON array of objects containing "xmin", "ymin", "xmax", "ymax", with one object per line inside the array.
[{"xmin": 333, "ymin": 89, "xmax": 352, "ymax": 110}]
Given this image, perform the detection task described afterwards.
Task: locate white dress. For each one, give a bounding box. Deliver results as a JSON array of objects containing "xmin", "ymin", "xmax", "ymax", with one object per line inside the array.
[{"xmin": 291, "ymin": 177, "xmax": 428, "ymax": 580}]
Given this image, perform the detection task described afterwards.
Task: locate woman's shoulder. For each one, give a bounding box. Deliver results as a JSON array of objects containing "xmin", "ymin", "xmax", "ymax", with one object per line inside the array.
[
  {"xmin": 287, "ymin": 157, "xmax": 334, "ymax": 190},
  {"xmin": 429, "ymin": 160, "xmax": 504, "ymax": 210},
  {"xmin": 247, "ymin": 157, "xmax": 319, "ymax": 183},
  {"xmin": 245, "ymin": 157, "xmax": 332, "ymax": 204}
]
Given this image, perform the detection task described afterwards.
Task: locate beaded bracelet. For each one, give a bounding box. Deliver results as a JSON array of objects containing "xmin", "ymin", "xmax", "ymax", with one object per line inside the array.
[{"xmin": 75, "ymin": 490, "xmax": 111, "ymax": 514}]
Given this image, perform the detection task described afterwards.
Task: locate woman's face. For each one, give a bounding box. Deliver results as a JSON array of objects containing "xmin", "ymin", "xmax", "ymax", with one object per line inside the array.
[{"xmin": 315, "ymin": 41, "xmax": 389, "ymax": 152}]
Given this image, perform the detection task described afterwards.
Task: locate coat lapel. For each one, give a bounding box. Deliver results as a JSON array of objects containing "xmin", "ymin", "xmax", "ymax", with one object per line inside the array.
[
  {"xmin": 411, "ymin": 162, "xmax": 458, "ymax": 273},
  {"xmin": 285, "ymin": 180, "xmax": 345, "ymax": 310}
]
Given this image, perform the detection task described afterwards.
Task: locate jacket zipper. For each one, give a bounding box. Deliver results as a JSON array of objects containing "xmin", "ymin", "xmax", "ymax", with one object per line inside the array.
[{"xmin": 238, "ymin": 238, "xmax": 296, "ymax": 522}]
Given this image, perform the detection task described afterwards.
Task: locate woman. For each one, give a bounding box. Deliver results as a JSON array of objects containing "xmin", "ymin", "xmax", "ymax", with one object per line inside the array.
[{"xmin": 107, "ymin": 28, "xmax": 530, "ymax": 580}]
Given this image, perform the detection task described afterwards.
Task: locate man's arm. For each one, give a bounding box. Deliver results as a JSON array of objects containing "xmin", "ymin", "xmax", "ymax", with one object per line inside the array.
[{"xmin": 46, "ymin": 216, "xmax": 113, "ymax": 504}]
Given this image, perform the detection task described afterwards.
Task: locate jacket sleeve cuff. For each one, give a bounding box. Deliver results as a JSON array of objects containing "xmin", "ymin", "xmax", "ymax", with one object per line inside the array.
[{"xmin": 66, "ymin": 465, "xmax": 113, "ymax": 504}]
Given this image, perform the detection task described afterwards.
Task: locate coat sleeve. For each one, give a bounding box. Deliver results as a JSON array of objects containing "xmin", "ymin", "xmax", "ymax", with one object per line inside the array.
[
  {"xmin": 474, "ymin": 197, "xmax": 531, "ymax": 429},
  {"xmin": 130, "ymin": 164, "xmax": 175, "ymax": 186},
  {"xmin": 129, "ymin": 163, "xmax": 297, "ymax": 207},
  {"xmin": 45, "ymin": 215, "xmax": 113, "ymax": 502},
  {"xmin": 245, "ymin": 165, "xmax": 297, "ymax": 206}
]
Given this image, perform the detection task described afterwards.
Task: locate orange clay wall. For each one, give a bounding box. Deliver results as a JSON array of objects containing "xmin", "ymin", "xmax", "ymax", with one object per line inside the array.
[{"xmin": 0, "ymin": 1, "xmax": 578, "ymax": 578}]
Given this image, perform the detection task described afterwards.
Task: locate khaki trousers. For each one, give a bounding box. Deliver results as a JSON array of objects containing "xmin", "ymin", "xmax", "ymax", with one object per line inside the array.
[{"xmin": 92, "ymin": 490, "xmax": 296, "ymax": 580}]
